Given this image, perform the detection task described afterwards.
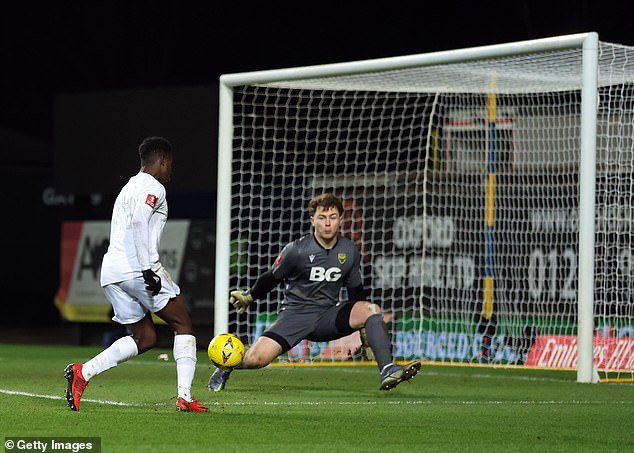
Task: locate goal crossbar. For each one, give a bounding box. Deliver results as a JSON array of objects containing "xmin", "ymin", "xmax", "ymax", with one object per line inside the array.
[{"xmin": 219, "ymin": 32, "xmax": 594, "ymax": 88}]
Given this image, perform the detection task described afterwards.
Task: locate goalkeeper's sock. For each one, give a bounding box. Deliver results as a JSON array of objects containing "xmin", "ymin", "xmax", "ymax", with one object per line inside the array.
[
  {"xmin": 173, "ymin": 334, "xmax": 197, "ymax": 402},
  {"xmin": 82, "ymin": 335, "xmax": 138, "ymax": 381},
  {"xmin": 364, "ymin": 314, "xmax": 392, "ymax": 370}
]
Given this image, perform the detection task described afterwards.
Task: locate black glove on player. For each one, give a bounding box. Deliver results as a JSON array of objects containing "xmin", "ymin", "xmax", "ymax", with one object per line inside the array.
[{"xmin": 142, "ymin": 269, "xmax": 162, "ymax": 296}]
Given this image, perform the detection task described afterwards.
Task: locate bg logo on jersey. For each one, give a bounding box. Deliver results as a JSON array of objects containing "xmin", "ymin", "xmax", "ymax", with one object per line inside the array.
[{"xmin": 309, "ymin": 266, "xmax": 342, "ymax": 282}]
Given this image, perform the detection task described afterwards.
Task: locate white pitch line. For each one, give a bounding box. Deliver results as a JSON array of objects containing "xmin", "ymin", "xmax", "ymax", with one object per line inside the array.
[
  {"xmin": 2, "ymin": 389, "xmax": 630, "ymax": 408},
  {"xmin": 0, "ymin": 389, "xmax": 140, "ymax": 407},
  {"xmin": 198, "ymin": 399, "xmax": 634, "ymax": 406}
]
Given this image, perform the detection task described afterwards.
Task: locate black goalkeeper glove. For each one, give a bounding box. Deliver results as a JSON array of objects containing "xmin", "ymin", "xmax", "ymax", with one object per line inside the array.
[{"xmin": 142, "ymin": 269, "xmax": 162, "ymax": 296}]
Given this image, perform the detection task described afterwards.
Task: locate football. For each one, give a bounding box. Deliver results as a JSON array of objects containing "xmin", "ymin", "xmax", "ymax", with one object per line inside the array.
[{"xmin": 208, "ymin": 333, "xmax": 245, "ymax": 370}]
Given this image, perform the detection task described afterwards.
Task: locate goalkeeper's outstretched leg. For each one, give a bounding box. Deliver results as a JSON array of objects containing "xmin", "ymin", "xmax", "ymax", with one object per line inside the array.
[
  {"xmin": 208, "ymin": 335, "xmax": 282, "ymax": 393},
  {"xmin": 350, "ymin": 301, "xmax": 422, "ymax": 389}
]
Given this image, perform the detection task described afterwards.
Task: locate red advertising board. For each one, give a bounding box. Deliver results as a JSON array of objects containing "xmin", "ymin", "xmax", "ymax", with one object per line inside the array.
[{"xmin": 526, "ymin": 335, "xmax": 634, "ymax": 370}]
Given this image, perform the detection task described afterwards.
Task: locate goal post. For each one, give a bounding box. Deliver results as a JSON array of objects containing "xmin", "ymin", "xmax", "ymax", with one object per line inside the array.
[
  {"xmin": 577, "ymin": 33, "xmax": 599, "ymax": 383},
  {"xmin": 215, "ymin": 32, "xmax": 634, "ymax": 383}
]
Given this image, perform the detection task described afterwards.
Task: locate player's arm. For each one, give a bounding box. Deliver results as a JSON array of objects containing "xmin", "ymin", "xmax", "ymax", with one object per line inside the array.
[
  {"xmin": 231, "ymin": 242, "xmax": 293, "ymax": 313},
  {"xmin": 131, "ymin": 193, "xmax": 162, "ymax": 295},
  {"xmin": 230, "ymin": 270, "xmax": 281, "ymax": 314}
]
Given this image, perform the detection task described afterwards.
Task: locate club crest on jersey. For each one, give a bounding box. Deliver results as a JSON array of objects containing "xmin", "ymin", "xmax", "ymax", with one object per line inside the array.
[
  {"xmin": 338, "ymin": 253, "xmax": 346, "ymax": 264},
  {"xmin": 145, "ymin": 194, "xmax": 158, "ymax": 208}
]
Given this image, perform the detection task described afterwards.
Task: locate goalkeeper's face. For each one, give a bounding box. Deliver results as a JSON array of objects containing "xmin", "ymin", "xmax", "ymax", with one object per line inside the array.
[{"xmin": 311, "ymin": 206, "xmax": 343, "ymax": 243}]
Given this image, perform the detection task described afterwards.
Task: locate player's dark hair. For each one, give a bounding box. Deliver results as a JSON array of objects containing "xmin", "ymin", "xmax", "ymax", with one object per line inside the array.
[
  {"xmin": 308, "ymin": 193, "xmax": 344, "ymax": 216},
  {"xmin": 138, "ymin": 136, "xmax": 172, "ymax": 165}
]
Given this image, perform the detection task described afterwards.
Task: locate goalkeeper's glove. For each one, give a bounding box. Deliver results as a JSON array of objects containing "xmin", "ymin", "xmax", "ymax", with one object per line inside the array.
[
  {"xmin": 230, "ymin": 290, "xmax": 253, "ymax": 314},
  {"xmin": 142, "ymin": 269, "xmax": 162, "ymax": 296}
]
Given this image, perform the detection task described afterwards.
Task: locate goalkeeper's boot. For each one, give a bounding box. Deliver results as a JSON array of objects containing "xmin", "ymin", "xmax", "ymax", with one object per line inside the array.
[
  {"xmin": 176, "ymin": 397, "xmax": 208, "ymax": 412},
  {"xmin": 64, "ymin": 363, "xmax": 88, "ymax": 411},
  {"xmin": 379, "ymin": 361, "xmax": 422, "ymax": 390},
  {"xmin": 208, "ymin": 368, "xmax": 232, "ymax": 392}
]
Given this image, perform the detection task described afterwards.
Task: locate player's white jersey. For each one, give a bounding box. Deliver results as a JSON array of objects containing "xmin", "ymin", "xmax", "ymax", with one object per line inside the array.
[{"xmin": 100, "ymin": 172, "xmax": 168, "ymax": 286}]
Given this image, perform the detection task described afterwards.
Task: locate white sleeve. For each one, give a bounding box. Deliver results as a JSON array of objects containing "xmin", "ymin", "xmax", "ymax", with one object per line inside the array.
[{"xmin": 131, "ymin": 200, "xmax": 154, "ymax": 270}]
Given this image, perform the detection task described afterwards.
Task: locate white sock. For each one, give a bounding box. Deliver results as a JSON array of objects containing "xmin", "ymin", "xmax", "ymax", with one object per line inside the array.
[
  {"xmin": 173, "ymin": 334, "xmax": 197, "ymax": 402},
  {"xmin": 82, "ymin": 335, "xmax": 138, "ymax": 381}
]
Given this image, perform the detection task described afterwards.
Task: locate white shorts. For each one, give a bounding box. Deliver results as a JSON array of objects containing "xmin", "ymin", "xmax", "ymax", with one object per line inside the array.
[{"xmin": 103, "ymin": 266, "xmax": 181, "ymax": 325}]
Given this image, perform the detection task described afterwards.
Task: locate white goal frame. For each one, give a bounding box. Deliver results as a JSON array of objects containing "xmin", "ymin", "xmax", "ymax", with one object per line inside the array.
[{"xmin": 215, "ymin": 32, "xmax": 600, "ymax": 383}]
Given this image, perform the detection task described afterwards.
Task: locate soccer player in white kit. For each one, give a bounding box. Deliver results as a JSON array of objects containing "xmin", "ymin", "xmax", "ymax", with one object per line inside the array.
[{"xmin": 64, "ymin": 137, "xmax": 207, "ymax": 412}]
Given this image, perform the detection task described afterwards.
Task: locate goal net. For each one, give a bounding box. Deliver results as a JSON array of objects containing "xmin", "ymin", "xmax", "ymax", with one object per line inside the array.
[{"xmin": 215, "ymin": 33, "xmax": 634, "ymax": 382}]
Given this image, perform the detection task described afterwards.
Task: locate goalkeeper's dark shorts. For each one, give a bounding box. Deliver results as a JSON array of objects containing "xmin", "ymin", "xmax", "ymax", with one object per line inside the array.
[{"xmin": 261, "ymin": 302, "xmax": 355, "ymax": 353}]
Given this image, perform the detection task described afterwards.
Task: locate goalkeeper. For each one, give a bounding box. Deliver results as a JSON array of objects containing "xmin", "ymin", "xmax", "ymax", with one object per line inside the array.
[{"xmin": 208, "ymin": 192, "xmax": 421, "ymax": 392}]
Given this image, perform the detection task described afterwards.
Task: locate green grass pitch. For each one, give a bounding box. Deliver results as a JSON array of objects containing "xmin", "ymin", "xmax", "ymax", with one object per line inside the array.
[{"xmin": 0, "ymin": 343, "xmax": 632, "ymax": 452}]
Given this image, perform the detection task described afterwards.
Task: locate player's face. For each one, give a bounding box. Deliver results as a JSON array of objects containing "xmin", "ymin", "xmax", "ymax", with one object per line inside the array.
[
  {"xmin": 156, "ymin": 154, "xmax": 173, "ymax": 184},
  {"xmin": 311, "ymin": 206, "xmax": 342, "ymax": 242}
]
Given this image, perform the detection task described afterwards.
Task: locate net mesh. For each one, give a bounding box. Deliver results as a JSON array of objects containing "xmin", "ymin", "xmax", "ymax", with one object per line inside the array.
[{"xmin": 226, "ymin": 40, "xmax": 634, "ymax": 378}]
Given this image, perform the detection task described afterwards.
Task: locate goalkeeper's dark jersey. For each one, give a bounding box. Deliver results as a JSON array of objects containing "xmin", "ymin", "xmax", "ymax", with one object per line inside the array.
[{"xmin": 271, "ymin": 234, "xmax": 362, "ymax": 309}]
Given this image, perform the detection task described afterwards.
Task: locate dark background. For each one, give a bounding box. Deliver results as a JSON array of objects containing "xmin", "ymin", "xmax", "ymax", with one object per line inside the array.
[{"xmin": 1, "ymin": 1, "xmax": 632, "ymax": 341}]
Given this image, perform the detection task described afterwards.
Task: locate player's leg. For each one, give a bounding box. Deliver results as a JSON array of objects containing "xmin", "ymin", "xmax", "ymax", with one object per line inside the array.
[
  {"xmin": 65, "ymin": 282, "xmax": 148, "ymax": 411},
  {"xmin": 243, "ymin": 335, "xmax": 284, "ymax": 368},
  {"xmin": 210, "ymin": 311, "xmax": 307, "ymax": 393},
  {"xmin": 349, "ymin": 301, "xmax": 421, "ymax": 390},
  {"xmin": 208, "ymin": 335, "xmax": 284, "ymax": 392},
  {"xmin": 155, "ymin": 294, "xmax": 195, "ymax": 334},
  {"xmin": 77, "ymin": 315, "xmax": 153, "ymax": 380},
  {"xmin": 143, "ymin": 266, "xmax": 205, "ymax": 410},
  {"xmin": 349, "ymin": 301, "xmax": 392, "ymax": 369},
  {"xmin": 155, "ymin": 295, "xmax": 207, "ymax": 412}
]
